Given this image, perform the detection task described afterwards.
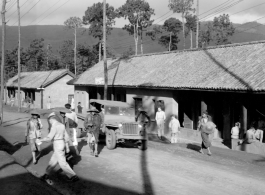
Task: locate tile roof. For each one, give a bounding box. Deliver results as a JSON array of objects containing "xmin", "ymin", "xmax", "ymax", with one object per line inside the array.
[
  {"xmin": 7, "ymin": 69, "xmax": 75, "ymax": 89},
  {"xmin": 69, "ymin": 40, "xmax": 265, "ymax": 92}
]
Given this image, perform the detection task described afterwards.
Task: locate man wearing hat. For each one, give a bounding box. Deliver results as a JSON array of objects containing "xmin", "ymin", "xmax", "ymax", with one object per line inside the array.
[
  {"xmin": 25, "ymin": 111, "xmax": 43, "ymax": 164},
  {"xmin": 84, "ymin": 108, "xmax": 102, "ymax": 157},
  {"xmin": 136, "ymin": 107, "xmax": 150, "ymax": 126},
  {"xmin": 40, "ymin": 112, "xmax": 79, "ymax": 183},
  {"xmin": 52, "ymin": 107, "xmax": 72, "ymax": 155},
  {"xmin": 65, "ymin": 103, "xmax": 79, "ymax": 156}
]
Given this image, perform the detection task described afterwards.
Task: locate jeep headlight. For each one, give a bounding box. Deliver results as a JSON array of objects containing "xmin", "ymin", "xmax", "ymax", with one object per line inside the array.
[
  {"xmin": 138, "ymin": 124, "xmax": 142, "ymax": 128},
  {"xmin": 118, "ymin": 123, "xmax": 123, "ymax": 127}
]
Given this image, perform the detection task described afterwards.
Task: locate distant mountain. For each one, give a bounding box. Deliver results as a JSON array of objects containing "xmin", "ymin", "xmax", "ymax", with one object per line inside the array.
[{"xmin": 0, "ymin": 22, "xmax": 265, "ymax": 55}]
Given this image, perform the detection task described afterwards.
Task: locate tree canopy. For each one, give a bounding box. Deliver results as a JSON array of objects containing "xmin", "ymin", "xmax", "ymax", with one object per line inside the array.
[
  {"xmin": 117, "ymin": 0, "xmax": 155, "ymax": 54},
  {"xmin": 83, "ymin": 2, "xmax": 117, "ymax": 40}
]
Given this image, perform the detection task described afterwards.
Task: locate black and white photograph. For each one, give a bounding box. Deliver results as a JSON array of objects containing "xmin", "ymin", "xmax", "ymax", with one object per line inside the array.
[{"xmin": 0, "ymin": 0, "xmax": 265, "ymax": 194}]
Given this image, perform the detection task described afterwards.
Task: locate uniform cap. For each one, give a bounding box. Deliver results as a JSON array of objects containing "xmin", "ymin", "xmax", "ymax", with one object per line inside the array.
[{"xmin": 30, "ymin": 110, "xmax": 41, "ymax": 117}]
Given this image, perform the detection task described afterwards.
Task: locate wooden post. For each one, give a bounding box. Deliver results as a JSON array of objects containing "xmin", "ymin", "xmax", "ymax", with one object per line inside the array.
[
  {"xmin": 0, "ymin": 0, "xmax": 7, "ymax": 124},
  {"xmin": 196, "ymin": 0, "xmax": 199, "ymax": 48},
  {"xmin": 74, "ymin": 27, "xmax": 77, "ymax": 75},
  {"xmin": 17, "ymin": 0, "xmax": 21, "ymax": 112},
  {"xmin": 103, "ymin": 0, "xmax": 108, "ymax": 100}
]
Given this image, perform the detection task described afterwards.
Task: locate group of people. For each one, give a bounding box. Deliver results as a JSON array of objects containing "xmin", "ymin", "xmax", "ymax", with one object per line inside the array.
[
  {"xmin": 231, "ymin": 121, "xmax": 264, "ymax": 149},
  {"xmin": 25, "ymin": 103, "xmax": 105, "ymax": 184},
  {"xmin": 155, "ymin": 106, "xmax": 181, "ymax": 143}
]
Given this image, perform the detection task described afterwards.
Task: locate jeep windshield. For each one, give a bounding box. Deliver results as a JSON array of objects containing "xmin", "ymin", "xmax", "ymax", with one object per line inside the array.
[{"xmin": 105, "ymin": 106, "xmax": 134, "ymax": 117}]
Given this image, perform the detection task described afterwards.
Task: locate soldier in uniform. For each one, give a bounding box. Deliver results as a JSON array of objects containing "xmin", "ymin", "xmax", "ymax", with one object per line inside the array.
[
  {"xmin": 25, "ymin": 111, "xmax": 43, "ymax": 164},
  {"xmin": 84, "ymin": 108, "xmax": 102, "ymax": 157},
  {"xmin": 65, "ymin": 103, "xmax": 79, "ymax": 156},
  {"xmin": 40, "ymin": 112, "xmax": 79, "ymax": 183},
  {"xmin": 136, "ymin": 107, "xmax": 151, "ymax": 126}
]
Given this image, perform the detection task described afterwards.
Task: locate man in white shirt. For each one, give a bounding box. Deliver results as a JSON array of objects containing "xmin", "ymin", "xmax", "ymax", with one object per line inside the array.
[
  {"xmin": 65, "ymin": 103, "xmax": 79, "ymax": 156},
  {"xmin": 40, "ymin": 113, "xmax": 79, "ymax": 183},
  {"xmin": 155, "ymin": 107, "xmax": 166, "ymax": 139}
]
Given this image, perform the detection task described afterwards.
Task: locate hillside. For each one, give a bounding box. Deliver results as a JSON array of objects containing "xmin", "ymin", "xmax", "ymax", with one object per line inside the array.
[{"xmin": 0, "ymin": 22, "xmax": 265, "ymax": 55}]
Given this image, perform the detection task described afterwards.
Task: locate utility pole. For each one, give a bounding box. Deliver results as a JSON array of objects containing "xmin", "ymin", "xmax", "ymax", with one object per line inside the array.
[
  {"xmin": 103, "ymin": 0, "xmax": 108, "ymax": 100},
  {"xmin": 196, "ymin": 0, "xmax": 199, "ymax": 48},
  {"xmin": 0, "ymin": 0, "xmax": 7, "ymax": 124},
  {"xmin": 17, "ymin": 0, "xmax": 21, "ymax": 112},
  {"xmin": 74, "ymin": 27, "xmax": 77, "ymax": 75}
]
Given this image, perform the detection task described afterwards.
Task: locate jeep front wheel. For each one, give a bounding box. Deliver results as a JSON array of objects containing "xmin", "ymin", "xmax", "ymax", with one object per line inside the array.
[
  {"xmin": 138, "ymin": 140, "xmax": 148, "ymax": 150},
  {"xmin": 106, "ymin": 129, "xmax": 116, "ymax": 150}
]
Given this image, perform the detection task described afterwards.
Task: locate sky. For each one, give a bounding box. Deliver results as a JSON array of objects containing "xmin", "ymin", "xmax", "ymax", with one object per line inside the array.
[{"xmin": 2, "ymin": 0, "xmax": 265, "ymax": 27}]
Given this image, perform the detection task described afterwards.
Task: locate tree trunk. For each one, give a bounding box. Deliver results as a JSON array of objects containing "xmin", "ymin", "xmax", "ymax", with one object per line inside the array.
[
  {"xmin": 140, "ymin": 30, "xmax": 143, "ymax": 55},
  {"xmin": 35, "ymin": 58, "xmax": 37, "ymax": 70},
  {"xmin": 74, "ymin": 27, "xmax": 77, "ymax": 75},
  {"xmin": 190, "ymin": 29, "xmax": 193, "ymax": 49},
  {"xmin": 0, "ymin": 0, "xmax": 7, "ymax": 124},
  {"xmin": 182, "ymin": 14, "xmax": 185, "ymax": 49},
  {"xmin": 99, "ymin": 41, "xmax": 101, "ymax": 62},
  {"xmin": 169, "ymin": 32, "xmax": 172, "ymax": 51},
  {"xmin": 134, "ymin": 23, "xmax": 138, "ymax": 55}
]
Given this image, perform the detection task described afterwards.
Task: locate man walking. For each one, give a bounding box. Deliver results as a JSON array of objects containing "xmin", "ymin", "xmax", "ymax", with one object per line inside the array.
[
  {"xmin": 84, "ymin": 108, "xmax": 102, "ymax": 157},
  {"xmin": 155, "ymin": 107, "xmax": 166, "ymax": 139},
  {"xmin": 40, "ymin": 113, "xmax": 79, "ymax": 183},
  {"xmin": 25, "ymin": 111, "xmax": 43, "ymax": 164},
  {"xmin": 47, "ymin": 96, "xmax": 52, "ymax": 109},
  {"xmin": 65, "ymin": 103, "xmax": 80, "ymax": 156}
]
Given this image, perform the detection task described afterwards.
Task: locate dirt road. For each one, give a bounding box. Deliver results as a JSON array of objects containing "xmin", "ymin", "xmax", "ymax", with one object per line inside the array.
[{"xmin": 1, "ymin": 110, "xmax": 265, "ymax": 195}]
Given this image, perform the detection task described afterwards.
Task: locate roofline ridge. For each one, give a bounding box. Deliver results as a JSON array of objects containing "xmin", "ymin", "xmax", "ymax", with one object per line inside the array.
[{"xmin": 120, "ymin": 39, "xmax": 265, "ymax": 59}]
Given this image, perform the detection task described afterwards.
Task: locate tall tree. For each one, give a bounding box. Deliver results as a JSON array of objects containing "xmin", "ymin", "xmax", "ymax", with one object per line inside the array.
[
  {"xmin": 83, "ymin": 2, "xmax": 116, "ymax": 62},
  {"xmin": 212, "ymin": 14, "xmax": 235, "ymax": 45},
  {"xmin": 64, "ymin": 17, "xmax": 83, "ymax": 75},
  {"xmin": 185, "ymin": 14, "xmax": 197, "ymax": 49},
  {"xmin": 198, "ymin": 22, "xmax": 212, "ymax": 48},
  {"xmin": 59, "ymin": 40, "xmax": 74, "ymax": 72},
  {"xmin": 25, "ymin": 38, "xmax": 45, "ymax": 71},
  {"xmin": 162, "ymin": 18, "xmax": 182, "ymax": 51},
  {"xmin": 147, "ymin": 18, "xmax": 182, "ymax": 51},
  {"xmin": 168, "ymin": 0, "xmax": 195, "ymax": 49},
  {"xmin": 117, "ymin": 0, "xmax": 155, "ymax": 55},
  {"xmin": 77, "ymin": 43, "xmax": 97, "ymax": 75}
]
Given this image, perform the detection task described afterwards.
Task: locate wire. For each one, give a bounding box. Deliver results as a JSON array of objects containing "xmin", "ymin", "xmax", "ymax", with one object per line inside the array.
[
  {"xmin": 200, "ymin": 0, "xmax": 242, "ymax": 21},
  {"xmin": 6, "ymin": 0, "xmax": 31, "ymax": 21},
  {"xmin": 6, "ymin": 0, "xmax": 16, "ymax": 11},
  {"xmin": 28, "ymin": 0, "xmax": 62, "ymax": 25},
  {"xmin": 108, "ymin": 0, "xmax": 241, "ymax": 48},
  {"xmin": 34, "ymin": 0, "xmax": 71, "ymax": 25}
]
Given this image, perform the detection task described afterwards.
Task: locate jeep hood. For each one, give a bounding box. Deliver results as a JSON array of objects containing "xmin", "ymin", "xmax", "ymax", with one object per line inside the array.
[{"xmin": 104, "ymin": 115, "xmax": 136, "ymax": 127}]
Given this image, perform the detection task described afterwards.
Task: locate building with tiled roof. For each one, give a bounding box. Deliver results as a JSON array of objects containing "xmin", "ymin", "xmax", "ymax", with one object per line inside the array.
[
  {"xmin": 7, "ymin": 69, "xmax": 75, "ymax": 109},
  {"xmin": 69, "ymin": 41, "xmax": 265, "ymax": 142}
]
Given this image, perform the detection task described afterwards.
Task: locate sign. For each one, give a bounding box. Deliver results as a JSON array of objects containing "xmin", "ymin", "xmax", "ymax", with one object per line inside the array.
[{"xmin": 95, "ymin": 77, "xmax": 104, "ymax": 85}]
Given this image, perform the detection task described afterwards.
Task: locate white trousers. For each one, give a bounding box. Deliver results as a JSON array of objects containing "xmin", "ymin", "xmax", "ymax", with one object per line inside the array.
[
  {"xmin": 171, "ymin": 133, "xmax": 178, "ymax": 143},
  {"xmin": 72, "ymin": 128, "xmax": 78, "ymax": 146},
  {"xmin": 46, "ymin": 140, "xmax": 76, "ymax": 178}
]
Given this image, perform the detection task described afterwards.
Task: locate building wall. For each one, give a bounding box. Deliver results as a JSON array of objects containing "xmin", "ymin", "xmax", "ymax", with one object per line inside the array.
[
  {"xmin": 126, "ymin": 88, "xmax": 178, "ymax": 135},
  {"xmin": 75, "ymin": 86, "xmax": 89, "ymax": 114},
  {"xmin": 43, "ymin": 75, "xmax": 74, "ymax": 109}
]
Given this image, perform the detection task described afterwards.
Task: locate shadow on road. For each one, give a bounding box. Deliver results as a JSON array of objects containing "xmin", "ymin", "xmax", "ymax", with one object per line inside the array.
[
  {"xmin": 2, "ymin": 117, "xmax": 29, "ymax": 124},
  {"xmin": 140, "ymin": 148, "xmax": 154, "ymax": 195},
  {"xmin": 2, "ymin": 119, "xmax": 29, "ymax": 127}
]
